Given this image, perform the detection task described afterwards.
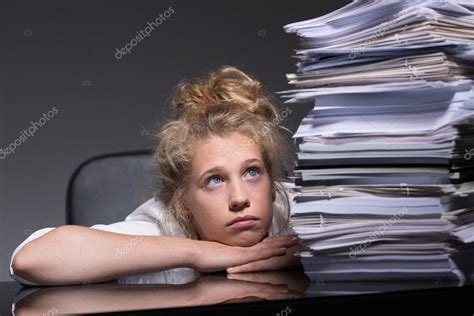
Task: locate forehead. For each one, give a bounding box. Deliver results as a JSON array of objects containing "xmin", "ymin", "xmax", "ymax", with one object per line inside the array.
[{"xmin": 192, "ymin": 133, "xmax": 262, "ymax": 171}]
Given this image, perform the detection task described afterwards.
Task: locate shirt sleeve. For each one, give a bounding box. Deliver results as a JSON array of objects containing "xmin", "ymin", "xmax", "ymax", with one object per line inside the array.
[{"xmin": 9, "ymin": 198, "xmax": 162, "ymax": 286}]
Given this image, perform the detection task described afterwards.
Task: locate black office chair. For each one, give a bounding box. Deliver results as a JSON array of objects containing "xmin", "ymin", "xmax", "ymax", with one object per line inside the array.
[{"xmin": 65, "ymin": 150, "xmax": 157, "ymax": 226}]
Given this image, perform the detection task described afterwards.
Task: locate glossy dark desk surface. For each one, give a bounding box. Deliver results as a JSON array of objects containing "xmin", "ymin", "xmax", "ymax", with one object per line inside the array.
[{"xmin": 1, "ymin": 270, "xmax": 473, "ymax": 315}]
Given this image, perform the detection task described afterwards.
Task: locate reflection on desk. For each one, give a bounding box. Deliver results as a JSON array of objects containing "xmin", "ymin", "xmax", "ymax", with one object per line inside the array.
[
  {"xmin": 12, "ymin": 270, "xmax": 310, "ymax": 315},
  {"xmin": 11, "ymin": 267, "xmax": 474, "ymax": 315}
]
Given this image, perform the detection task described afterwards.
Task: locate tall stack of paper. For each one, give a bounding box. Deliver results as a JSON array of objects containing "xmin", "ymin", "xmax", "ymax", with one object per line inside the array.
[{"xmin": 281, "ymin": 0, "xmax": 474, "ymax": 282}]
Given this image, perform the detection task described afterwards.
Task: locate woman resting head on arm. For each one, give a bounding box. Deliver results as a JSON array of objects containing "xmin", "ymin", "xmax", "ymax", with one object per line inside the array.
[
  {"xmin": 10, "ymin": 66, "xmax": 300, "ymax": 286},
  {"xmin": 156, "ymin": 65, "xmax": 295, "ymax": 245},
  {"xmin": 154, "ymin": 66, "xmax": 300, "ymax": 272}
]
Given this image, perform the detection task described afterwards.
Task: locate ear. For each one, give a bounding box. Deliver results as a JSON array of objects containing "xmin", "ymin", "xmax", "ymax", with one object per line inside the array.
[
  {"xmin": 181, "ymin": 194, "xmax": 193, "ymax": 215},
  {"xmin": 174, "ymin": 190, "xmax": 192, "ymax": 216},
  {"xmin": 182, "ymin": 200, "xmax": 191, "ymax": 213}
]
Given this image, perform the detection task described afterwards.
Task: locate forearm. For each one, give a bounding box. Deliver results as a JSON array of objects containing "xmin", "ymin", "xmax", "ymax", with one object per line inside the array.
[
  {"xmin": 15, "ymin": 284, "xmax": 203, "ymax": 315},
  {"xmin": 12, "ymin": 225, "xmax": 197, "ymax": 285}
]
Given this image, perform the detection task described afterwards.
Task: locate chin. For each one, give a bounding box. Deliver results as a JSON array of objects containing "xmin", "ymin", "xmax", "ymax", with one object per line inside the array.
[{"xmin": 227, "ymin": 230, "xmax": 267, "ymax": 247}]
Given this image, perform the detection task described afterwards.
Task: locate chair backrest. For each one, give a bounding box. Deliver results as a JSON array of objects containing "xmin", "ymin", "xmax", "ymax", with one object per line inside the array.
[{"xmin": 66, "ymin": 150, "xmax": 157, "ymax": 226}]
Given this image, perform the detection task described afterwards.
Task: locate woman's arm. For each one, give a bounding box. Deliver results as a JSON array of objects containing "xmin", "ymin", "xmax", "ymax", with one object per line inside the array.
[
  {"xmin": 12, "ymin": 225, "xmax": 297, "ymax": 285},
  {"xmin": 226, "ymin": 243, "xmax": 302, "ymax": 273},
  {"xmin": 13, "ymin": 273, "xmax": 304, "ymax": 315}
]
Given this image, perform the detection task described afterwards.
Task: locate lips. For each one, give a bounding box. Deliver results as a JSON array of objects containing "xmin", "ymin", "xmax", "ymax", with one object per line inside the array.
[{"xmin": 227, "ymin": 215, "xmax": 259, "ymax": 226}]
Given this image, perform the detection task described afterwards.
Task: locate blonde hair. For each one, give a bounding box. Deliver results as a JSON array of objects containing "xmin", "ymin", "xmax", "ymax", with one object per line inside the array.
[{"xmin": 153, "ymin": 66, "xmax": 295, "ymax": 239}]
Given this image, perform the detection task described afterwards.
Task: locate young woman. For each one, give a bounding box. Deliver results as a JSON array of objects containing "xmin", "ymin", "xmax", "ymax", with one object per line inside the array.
[{"xmin": 10, "ymin": 66, "xmax": 301, "ymax": 286}]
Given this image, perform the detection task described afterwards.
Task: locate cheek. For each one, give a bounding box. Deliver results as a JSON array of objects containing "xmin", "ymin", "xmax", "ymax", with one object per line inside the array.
[
  {"xmin": 248, "ymin": 181, "xmax": 274, "ymax": 223},
  {"xmin": 188, "ymin": 192, "xmax": 227, "ymax": 230},
  {"xmin": 250, "ymin": 180, "xmax": 270, "ymax": 198},
  {"xmin": 252, "ymin": 193, "xmax": 274, "ymax": 225}
]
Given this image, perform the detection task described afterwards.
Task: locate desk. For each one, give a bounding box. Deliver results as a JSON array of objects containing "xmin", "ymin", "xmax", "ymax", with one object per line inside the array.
[{"xmin": 1, "ymin": 270, "xmax": 473, "ymax": 315}]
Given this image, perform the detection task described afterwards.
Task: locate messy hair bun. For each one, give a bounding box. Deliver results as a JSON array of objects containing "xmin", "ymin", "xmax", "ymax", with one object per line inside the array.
[{"xmin": 173, "ymin": 66, "xmax": 280, "ymax": 122}]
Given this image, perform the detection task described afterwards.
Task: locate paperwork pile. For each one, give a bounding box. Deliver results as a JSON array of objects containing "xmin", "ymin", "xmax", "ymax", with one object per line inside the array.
[{"xmin": 281, "ymin": 0, "xmax": 474, "ymax": 282}]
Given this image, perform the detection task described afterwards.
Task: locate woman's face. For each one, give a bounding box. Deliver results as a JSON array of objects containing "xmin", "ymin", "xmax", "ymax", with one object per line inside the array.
[{"xmin": 185, "ymin": 132, "xmax": 274, "ymax": 247}]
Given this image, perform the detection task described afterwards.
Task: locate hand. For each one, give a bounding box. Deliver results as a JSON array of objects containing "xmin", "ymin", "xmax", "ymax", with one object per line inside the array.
[
  {"xmin": 226, "ymin": 270, "xmax": 311, "ymax": 294},
  {"xmin": 190, "ymin": 235, "xmax": 298, "ymax": 273},
  {"xmin": 190, "ymin": 274, "xmax": 304, "ymax": 304},
  {"xmin": 226, "ymin": 238, "xmax": 302, "ymax": 273}
]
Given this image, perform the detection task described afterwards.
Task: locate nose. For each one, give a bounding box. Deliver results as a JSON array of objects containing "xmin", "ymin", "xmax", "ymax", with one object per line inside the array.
[
  {"xmin": 230, "ymin": 198, "xmax": 250, "ymax": 211},
  {"xmin": 229, "ymin": 181, "xmax": 250, "ymax": 212}
]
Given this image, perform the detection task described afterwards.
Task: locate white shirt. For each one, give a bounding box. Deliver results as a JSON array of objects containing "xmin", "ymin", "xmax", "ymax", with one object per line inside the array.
[{"xmin": 10, "ymin": 190, "xmax": 295, "ymax": 286}]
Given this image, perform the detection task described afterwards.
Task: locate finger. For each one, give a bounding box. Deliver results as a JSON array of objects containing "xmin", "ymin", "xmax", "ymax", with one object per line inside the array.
[
  {"xmin": 236, "ymin": 236, "xmax": 297, "ymax": 266},
  {"xmin": 259, "ymin": 236, "xmax": 298, "ymax": 249},
  {"xmin": 236, "ymin": 280, "xmax": 291, "ymax": 296},
  {"xmin": 253, "ymin": 284, "xmax": 302, "ymax": 301},
  {"xmin": 226, "ymin": 271, "xmax": 284, "ymax": 284},
  {"xmin": 224, "ymin": 279, "xmax": 295, "ymax": 300},
  {"xmin": 226, "ymin": 273, "xmax": 255, "ymax": 281},
  {"xmin": 229, "ymin": 247, "xmax": 284, "ymax": 270},
  {"xmin": 228, "ymin": 250, "xmax": 286, "ymax": 274},
  {"xmin": 241, "ymin": 247, "xmax": 288, "ymax": 267},
  {"xmin": 262, "ymin": 235, "xmax": 298, "ymax": 243},
  {"xmin": 227, "ymin": 260, "xmax": 259, "ymax": 273},
  {"xmin": 263, "ymin": 246, "xmax": 288, "ymax": 259}
]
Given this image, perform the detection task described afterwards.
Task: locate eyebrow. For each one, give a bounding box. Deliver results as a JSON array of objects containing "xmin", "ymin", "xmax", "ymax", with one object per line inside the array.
[{"xmin": 198, "ymin": 158, "xmax": 262, "ymax": 183}]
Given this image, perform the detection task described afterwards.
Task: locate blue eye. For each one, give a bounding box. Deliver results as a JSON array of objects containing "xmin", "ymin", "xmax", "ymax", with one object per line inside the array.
[
  {"xmin": 207, "ymin": 176, "xmax": 222, "ymax": 185},
  {"xmin": 206, "ymin": 167, "xmax": 260, "ymax": 186},
  {"xmin": 247, "ymin": 167, "xmax": 260, "ymax": 177}
]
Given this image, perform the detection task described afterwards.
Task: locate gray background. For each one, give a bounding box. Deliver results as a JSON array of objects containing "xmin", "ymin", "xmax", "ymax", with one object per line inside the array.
[{"xmin": 0, "ymin": 0, "xmax": 349, "ymax": 282}]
